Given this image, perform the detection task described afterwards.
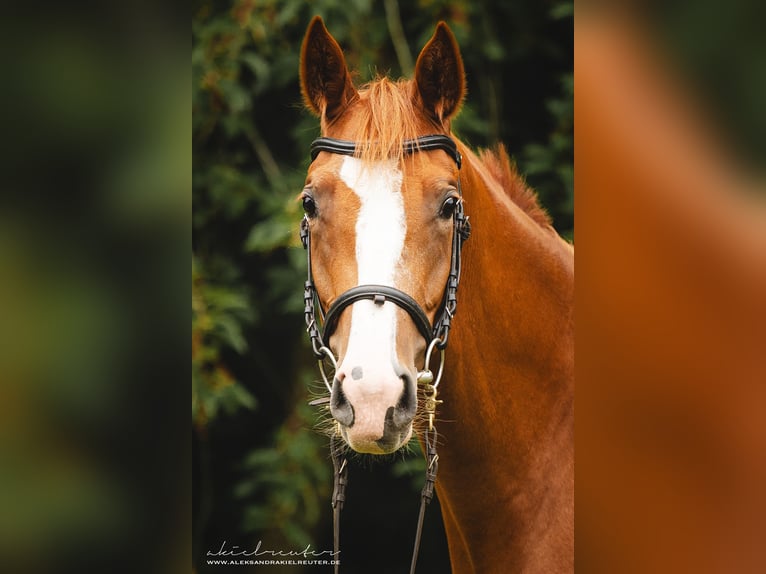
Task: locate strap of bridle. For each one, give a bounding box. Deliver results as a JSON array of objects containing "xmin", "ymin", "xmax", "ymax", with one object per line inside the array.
[
  {"xmin": 323, "ymin": 284, "xmax": 433, "ymax": 345},
  {"xmin": 303, "ymin": 134, "xmax": 470, "ymax": 573},
  {"xmin": 432, "ymin": 198, "xmax": 469, "ymax": 349},
  {"xmin": 330, "ymin": 434, "xmax": 347, "ymax": 574},
  {"xmin": 310, "ymin": 134, "xmax": 462, "ymax": 168},
  {"xmin": 409, "ymin": 425, "xmax": 439, "ymax": 574}
]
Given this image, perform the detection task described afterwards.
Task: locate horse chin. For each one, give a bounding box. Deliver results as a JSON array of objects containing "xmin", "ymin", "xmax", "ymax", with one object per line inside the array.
[{"xmin": 339, "ymin": 423, "xmax": 413, "ymax": 455}]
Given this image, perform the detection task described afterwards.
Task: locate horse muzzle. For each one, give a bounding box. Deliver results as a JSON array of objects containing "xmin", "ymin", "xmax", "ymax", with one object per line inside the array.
[{"xmin": 330, "ymin": 365, "xmax": 416, "ymax": 454}]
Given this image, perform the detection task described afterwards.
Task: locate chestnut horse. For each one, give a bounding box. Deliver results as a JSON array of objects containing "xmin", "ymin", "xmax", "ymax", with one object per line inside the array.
[{"xmin": 299, "ymin": 17, "xmax": 573, "ymax": 573}]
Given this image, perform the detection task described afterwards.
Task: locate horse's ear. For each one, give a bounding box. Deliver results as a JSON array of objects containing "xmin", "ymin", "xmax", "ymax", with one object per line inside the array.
[
  {"xmin": 300, "ymin": 16, "xmax": 357, "ymax": 119},
  {"xmin": 413, "ymin": 22, "xmax": 466, "ymax": 125}
]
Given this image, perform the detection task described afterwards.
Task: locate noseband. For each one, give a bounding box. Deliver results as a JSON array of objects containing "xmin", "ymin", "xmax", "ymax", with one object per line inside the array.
[{"xmin": 300, "ymin": 134, "xmax": 470, "ymax": 574}]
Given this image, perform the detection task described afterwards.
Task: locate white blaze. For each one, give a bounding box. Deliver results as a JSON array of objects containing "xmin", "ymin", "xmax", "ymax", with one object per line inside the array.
[{"xmin": 338, "ymin": 156, "xmax": 405, "ymax": 386}]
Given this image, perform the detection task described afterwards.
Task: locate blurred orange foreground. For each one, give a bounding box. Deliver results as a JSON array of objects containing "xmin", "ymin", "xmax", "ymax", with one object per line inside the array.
[{"xmin": 576, "ymin": 9, "xmax": 766, "ymax": 574}]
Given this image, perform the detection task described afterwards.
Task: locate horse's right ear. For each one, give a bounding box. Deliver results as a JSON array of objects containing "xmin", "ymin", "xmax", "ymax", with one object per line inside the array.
[{"xmin": 300, "ymin": 16, "xmax": 357, "ymax": 120}]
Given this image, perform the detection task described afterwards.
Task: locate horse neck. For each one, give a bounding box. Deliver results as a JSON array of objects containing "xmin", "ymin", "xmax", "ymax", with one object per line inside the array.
[{"xmin": 433, "ymin": 146, "xmax": 574, "ymax": 572}]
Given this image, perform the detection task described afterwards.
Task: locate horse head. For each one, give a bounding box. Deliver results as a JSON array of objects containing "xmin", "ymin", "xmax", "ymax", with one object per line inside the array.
[{"xmin": 299, "ymin": 17, "xmax": 467, "ymax": 454}]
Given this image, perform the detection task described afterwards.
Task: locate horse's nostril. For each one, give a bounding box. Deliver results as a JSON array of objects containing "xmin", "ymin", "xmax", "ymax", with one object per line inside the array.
[
  {"xmin": 393, "ymin": 373, "xmax": 417, "ymax": 427},
  {"xmin": 330, "ymin": 377, "xmax": 355, "ymax": 427},
  {"xmin": 376, "ymin": 405, "xmax": 413, "ymax": 452}
]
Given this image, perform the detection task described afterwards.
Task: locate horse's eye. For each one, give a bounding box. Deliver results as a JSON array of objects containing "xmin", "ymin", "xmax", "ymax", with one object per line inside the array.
[
  {"xmin": 440, "ymin": 196, "xmax": 459, "ymax": 219},
  {"xmin": 302, "ymin": 194, "xmax": 317, "ymax": 218}
]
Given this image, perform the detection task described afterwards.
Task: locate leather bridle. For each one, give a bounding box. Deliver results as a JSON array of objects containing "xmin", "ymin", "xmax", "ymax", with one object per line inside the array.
[{"xmin": 301, "ymin": 134, "xmax": 470, "ymax": 573}]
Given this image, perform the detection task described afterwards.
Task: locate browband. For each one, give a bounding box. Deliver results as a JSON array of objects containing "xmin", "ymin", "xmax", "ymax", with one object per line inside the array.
[{"xmin": 311, "ymin": 134, "xmax": 462, "ymax": 169}]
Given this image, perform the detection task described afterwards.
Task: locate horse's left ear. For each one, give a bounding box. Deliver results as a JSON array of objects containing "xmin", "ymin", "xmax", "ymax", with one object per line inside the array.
[{"xmin": 413, "ymin": 22, "xmax": 466, "ymax": 125}]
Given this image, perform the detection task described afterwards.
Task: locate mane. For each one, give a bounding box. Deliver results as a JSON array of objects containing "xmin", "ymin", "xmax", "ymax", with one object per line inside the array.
[
  {"xmin": 478, "ymin": 145, "xmax": 553, "ymax": 228},
  {"xmin": 343, "ymin": 77, "xmax": 437, "ymax": 163},
  {"xmin": 341, "ymin": 77, "xmax": 553, "ymax": 228}
]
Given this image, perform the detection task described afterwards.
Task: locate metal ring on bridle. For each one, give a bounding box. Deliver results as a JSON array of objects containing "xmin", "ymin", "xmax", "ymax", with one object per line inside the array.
[
  {"xmin": 423, "ymin": 337, "xmax": 446, "ymax": 388},
  {"xmin": 317, "ymin": 345, "xmax": 337, "ymax": 393}
]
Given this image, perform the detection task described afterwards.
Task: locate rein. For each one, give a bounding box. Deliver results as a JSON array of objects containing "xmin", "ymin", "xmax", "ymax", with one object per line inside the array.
[{"xmin": 301, "ymin": 134, "xmax": 470, "ymax": 573}]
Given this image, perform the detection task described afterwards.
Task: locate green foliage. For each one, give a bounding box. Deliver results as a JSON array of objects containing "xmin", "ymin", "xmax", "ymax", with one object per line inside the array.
[
  {"xmin": 235, "ymin": 401, "xmax": 331, "ymax": 548},
  {"xmin": 192, "ymin": 255, "xmax": 256, "ymax": 426},
  {"xmin": 391, "ymin": 440, "xmax": 428, "ymax": 492},
  {"xmin": 521, "ymin": 72, "xmax": 574, "ymax": 239}
]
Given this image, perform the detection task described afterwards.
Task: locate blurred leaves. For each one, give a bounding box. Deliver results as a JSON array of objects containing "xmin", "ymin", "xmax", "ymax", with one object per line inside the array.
[
  {"xmin": 0, "ymin": 3, "xmax": 189, "ymax": 570},
  {"xmin": 192, "ymin": 255, "xmax": 256, "ymax": 426},
  {"xmin": 391, "ymin": 440, "xmax": 428, "ymax": 492},
  {"xmin": 236, "ymin": 402, "xmax": 330, "ymax": 548},
  {"xmin": 245, "ymin": 217, "xmax": 295, "ymax": 253},
  {"xmin": 522, "ymin": 72, "xmax": 574, "ymax": 238}
]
